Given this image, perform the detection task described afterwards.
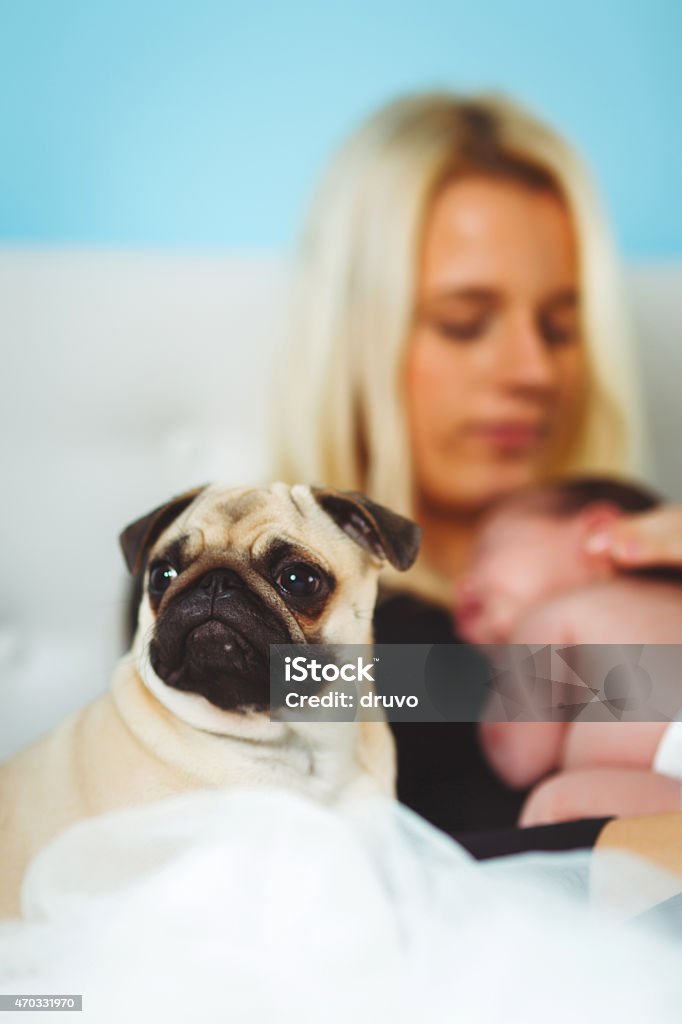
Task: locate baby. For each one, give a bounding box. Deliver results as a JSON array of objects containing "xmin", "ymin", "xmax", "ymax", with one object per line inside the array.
[{"xmin": 456, "ymin": 476, "xmax": 682, "ymax": 827}]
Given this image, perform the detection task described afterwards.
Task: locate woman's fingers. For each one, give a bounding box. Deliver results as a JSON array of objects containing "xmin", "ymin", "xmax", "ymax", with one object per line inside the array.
[{"xmin": 585, "ymin": 506, "xmax": 682, "ymax": 568}]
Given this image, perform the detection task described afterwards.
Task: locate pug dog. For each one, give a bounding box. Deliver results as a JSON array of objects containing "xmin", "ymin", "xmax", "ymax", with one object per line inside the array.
[{"xmin": 0, "ymin": 482, "xmax": 420, "ymax": 919}]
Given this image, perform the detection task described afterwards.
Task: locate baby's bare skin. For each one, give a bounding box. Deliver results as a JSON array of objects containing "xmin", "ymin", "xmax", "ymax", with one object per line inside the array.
[
  {"xmin": 461, "ymin": 496, "xmax": 682, "ymax": 825},
  {"xmin": 483, "ymin": 578, "xmax": 682, "ymax": 824},
  {"xmin": 507, "ymin": 581, "xmax": 675, "ymax": 827},
  {"xmin": 514, "ymin": 577, "xmax": 682, "ymax": 647},
  {"xmin": 519, "ymin": 768, "xmax": 681, "ymax": 827}
]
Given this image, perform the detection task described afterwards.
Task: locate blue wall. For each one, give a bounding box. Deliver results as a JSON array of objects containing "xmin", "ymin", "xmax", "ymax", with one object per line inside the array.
[{"xmin": 1, "ymin": 0, "xmax": 680, "ymax": 257}]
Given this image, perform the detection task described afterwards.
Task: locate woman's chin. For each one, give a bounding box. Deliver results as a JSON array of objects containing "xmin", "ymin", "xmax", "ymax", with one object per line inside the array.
[{"xmin": 420, "ymin": 471, "xmax": 540, "ymax": 515}]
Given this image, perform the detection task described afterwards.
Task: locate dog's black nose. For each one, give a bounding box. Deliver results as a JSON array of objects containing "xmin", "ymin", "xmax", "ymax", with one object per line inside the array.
[{"xmin": 198, "ymin": 568, "xmax": 243, "ymax": 596}]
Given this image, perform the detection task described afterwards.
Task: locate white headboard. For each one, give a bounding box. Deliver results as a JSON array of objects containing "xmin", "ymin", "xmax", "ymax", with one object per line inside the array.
[{"xmin": 1, "ymin": 249, "xmax": 680, "ymax": 759}]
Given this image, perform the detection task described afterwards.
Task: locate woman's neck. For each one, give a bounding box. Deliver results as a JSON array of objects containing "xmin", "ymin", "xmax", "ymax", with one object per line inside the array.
[
  {"xmin": 380, "ymin": 500, "xmax": 484, "ymax": 611},
  {"xmin": 415, "ymin": 500, "xmax": 482, "ymax": 586}
]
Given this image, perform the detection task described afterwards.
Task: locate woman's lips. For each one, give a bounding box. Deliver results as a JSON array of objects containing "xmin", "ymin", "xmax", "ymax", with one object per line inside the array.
[{"xmin": 465, "ymin": 420, "xmax": 547, "ymax": 452}]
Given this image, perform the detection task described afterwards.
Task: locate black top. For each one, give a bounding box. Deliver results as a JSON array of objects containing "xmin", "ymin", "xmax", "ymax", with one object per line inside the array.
[
  {"xmin": 373, "ymin": 590, "xmax": 528, "ymax": 835},
  {"xmin": 126, "ymin": 579, "xmax": 608, "ymax": 852}
]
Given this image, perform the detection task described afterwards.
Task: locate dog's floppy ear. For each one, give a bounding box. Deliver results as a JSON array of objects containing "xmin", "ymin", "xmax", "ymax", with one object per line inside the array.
[
  {"xmin": 311, "ymin": 487, "xmax": 421, "ymax": 571},
  {"xmin": 119, "ymin": 486, "xmax": 208, "ymax": 575}
]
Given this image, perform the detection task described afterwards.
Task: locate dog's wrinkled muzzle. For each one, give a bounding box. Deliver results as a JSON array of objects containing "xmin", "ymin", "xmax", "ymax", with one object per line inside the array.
[{"xmin": 149, "ymin": 567, "xmax": 291, "ymax": 711}]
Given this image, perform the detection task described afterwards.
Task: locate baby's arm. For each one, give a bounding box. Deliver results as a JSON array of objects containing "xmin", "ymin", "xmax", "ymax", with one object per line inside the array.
[
  {"xmin": 563, "ymin": 722, "xmax": 670, "ymax": 771},
  {"xmin": 529, "ymin": 587, "xmax": 671, "ymax": 772},
  {"xmin": 478, "ymin": 601, "xmax": 574, "ymax": 789},
  {"xmin": 520, "ymin": 767, "xmax": 682, "ymax": 827},
  {"xmin": 478, "ymin": 720, "xmax": 567, "ymax": 789}
]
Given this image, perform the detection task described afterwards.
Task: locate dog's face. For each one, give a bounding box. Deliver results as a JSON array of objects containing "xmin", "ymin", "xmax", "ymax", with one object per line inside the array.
[{"xmin": 120, "ymin": 483, "xmax": 420, "ymax": 734}]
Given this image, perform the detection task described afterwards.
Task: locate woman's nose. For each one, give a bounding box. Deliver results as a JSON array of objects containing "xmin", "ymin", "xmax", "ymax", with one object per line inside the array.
[{"xmin": 498, "ymin": 317, "xmax": 557, "ymax": 394}]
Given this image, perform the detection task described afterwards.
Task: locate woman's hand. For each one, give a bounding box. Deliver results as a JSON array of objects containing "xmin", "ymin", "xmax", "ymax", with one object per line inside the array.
[{"xmin": 585, "ymin": 505, "xmax": 682, "ymax": 568}]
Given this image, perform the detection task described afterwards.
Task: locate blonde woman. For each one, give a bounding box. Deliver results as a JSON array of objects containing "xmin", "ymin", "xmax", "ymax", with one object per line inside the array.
[{"xmin": 272, "ymin": 93, "xmax": 644, "ymax": 834}]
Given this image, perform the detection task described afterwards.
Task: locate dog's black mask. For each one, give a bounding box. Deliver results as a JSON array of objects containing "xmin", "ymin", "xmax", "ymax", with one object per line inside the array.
[{"xmin": 149, "ymin": 568, "xmax": 292, "ymax": 711}]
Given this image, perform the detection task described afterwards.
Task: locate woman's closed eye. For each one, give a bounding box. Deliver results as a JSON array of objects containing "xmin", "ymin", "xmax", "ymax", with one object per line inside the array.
[
  {"xmin": 538, "ymin": 291, "xmax": 581, "ymax": 347},
  {"xmin": 420, "ymin": 288, "xmax": 499, "ymax": 344},
  {"xmin": 430, "ymin": 315, "xmax": 492, "ymax": 342},
  {"xmin": 538, "ymin": 312, "xmax": 580, "ymax": 347}
]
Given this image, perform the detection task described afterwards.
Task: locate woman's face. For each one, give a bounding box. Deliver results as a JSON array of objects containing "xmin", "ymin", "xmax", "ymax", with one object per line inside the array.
[{"xmin": 405, "ymin": 176, "xmax": 586, "ymax": 514}]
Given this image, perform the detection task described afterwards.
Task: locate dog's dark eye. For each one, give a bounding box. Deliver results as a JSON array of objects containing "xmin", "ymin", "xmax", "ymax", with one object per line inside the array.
[
  {"xmin": 148, "ymin": 563, "xmax": 178, "ymax": 596},
  {"xmin": 276, "ymin": 563, "xmax": 322, "ymax": 598}
]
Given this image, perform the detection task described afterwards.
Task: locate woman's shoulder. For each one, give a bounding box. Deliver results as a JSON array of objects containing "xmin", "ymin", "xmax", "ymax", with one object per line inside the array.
[{"xmin": 373, "ymin": 588, "xmax": 462, "ymax": 644}]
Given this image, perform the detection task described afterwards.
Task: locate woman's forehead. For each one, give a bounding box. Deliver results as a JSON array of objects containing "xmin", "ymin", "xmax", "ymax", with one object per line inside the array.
[{"xmin": 418, "ymin": 176, "xmax": 578, "ymax": 296}]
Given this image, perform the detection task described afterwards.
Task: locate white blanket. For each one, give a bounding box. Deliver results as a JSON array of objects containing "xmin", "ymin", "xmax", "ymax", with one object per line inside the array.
[{"xmin": 1, "ymin": 789, "xmax": 682, "ymax": 1023}]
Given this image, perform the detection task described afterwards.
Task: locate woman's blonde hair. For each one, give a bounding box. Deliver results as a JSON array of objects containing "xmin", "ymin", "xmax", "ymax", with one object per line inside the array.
[{"xmin": 271, "ymin": 92, "xmax": 643, "ymax": 600}]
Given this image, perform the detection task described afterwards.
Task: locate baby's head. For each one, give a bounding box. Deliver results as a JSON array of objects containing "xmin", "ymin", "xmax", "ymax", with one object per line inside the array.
[{"xmin": 457, "ymin": 476, "xmax": 660, "ymax": 644}]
